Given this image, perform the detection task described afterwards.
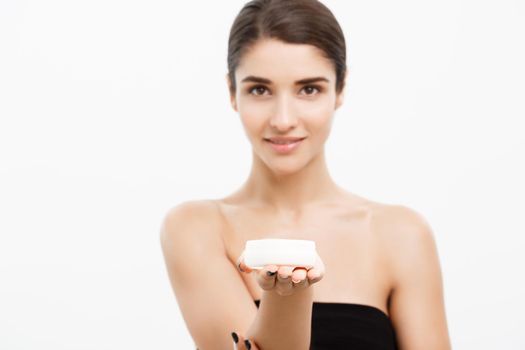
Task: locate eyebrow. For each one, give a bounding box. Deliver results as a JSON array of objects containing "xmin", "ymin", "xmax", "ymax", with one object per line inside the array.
[{"xmin": 241, "ymin": 75, "xmax": 330, "ymax": 85}]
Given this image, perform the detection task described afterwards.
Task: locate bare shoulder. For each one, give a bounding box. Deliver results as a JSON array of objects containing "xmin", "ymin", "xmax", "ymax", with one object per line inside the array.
[
  {"xmin": 369, "ymin": 202, "xmax": 451, "ymax": 349},
  {"xmin": 160, "ymin": 200, "xmax": 229, "ymax": 278},
  {"xmin": 159, "ymin": 199, "xmax": 227, "ymax": 295},
  {"xmin": 369, "ymin": 202, "xmax": 434, "ymax": 243},
  {"xmin": 160, "ymin": 199, "xmax": 224, "ymax": 245},
  {"xmin": 159, "ymin": 200, "xmax": 259, "ymax": 349},
  {"xmin": 161, "ymin": 199, "xmax": 223, "ymax": 226},
  {"xmin": 368, "ymin": 202, "xmax": 439, "ymax": 287}
]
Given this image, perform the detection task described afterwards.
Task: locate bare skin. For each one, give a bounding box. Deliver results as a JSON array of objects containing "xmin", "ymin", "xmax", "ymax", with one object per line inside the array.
[
  {"xmin": 221, "ymin": 189, "xmax": 391, "ymax": 314},
  {"xmin": 220, "ymin": 189, "xmax": 393, "ymax": 350},
  {"xmin": 160, "ymin": 38, "xmax": 451, "ymax": 349}
]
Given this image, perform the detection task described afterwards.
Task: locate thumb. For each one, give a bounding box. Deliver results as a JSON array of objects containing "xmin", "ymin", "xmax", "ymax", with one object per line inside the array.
[{"xmin": 236, "ymin": 251, "xmax": 254, "ymax": 273}]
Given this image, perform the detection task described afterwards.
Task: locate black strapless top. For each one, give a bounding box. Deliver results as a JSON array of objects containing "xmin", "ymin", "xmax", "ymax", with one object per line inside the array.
[{"xmin": 254, "ymin": 299, "xmax": 398, "ymax": 350}]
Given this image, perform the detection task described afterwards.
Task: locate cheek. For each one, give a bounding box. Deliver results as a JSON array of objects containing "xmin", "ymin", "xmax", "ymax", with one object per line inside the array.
[
  {"xmin": 301, "ymin": 103, "xmax": 334, "ymax": 136},
  {"xmin": 239, "ymin": 101, "xmax": 269, "ymax": 118},
  {"xmin": 238, "ymin": 103, "xmax": 268, "ymax": 136}
]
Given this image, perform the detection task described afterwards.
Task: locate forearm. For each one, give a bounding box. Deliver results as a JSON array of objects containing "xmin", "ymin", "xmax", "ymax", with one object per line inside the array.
[{"xmin": 245, "ymin": 287, "xmax": 314, "ymax": 350}]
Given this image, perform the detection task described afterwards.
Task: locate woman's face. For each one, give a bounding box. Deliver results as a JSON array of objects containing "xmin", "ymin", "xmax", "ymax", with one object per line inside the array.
[{"xmin": 228, "ymin": 38, "xmax": 345, "ymax": 175}]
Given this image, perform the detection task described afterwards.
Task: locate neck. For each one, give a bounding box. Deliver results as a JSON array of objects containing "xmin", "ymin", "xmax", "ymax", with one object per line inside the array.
[{"xmin": 239, "ymin": 148, "xmax": 342, "ymax": 214}]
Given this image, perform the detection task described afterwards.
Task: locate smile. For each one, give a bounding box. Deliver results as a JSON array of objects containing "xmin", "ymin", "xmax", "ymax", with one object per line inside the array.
[{"xmin": 265, "ymin": 137, "xmax": 306, "ymax": 154}]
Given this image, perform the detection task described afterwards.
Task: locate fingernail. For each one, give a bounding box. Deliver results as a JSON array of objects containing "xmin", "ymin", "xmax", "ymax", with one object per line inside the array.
[
  {"xmin": 231, "ymin": 331, "xmax": 238, "ymax": 343},
  {"xmin": 292, "ymin": 278, "xmax": 301, "ymax": 283},
  {"xmin": 244, "ymin": 339, "xmax": 252, "ymax": 349}
]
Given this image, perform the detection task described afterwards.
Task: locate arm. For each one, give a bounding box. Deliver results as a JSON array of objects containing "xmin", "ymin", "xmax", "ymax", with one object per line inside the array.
[
  {"xmin": 375, "ymin": 205, "xmax": 452, "ymax": 350},
  {"xmin": 160, "ymin": 200, "xmax": 314, "ymax": 350},
  {"xmin": 246, "ymin": 287, "xmax": 313, "ymax": 350}
]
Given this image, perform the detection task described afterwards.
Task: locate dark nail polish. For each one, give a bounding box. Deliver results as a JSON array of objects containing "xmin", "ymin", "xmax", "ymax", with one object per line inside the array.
[
  {"xmin": 244, "ymin": 339, "xmax": 252, "ymax": 349},
  {"xmin": 231, "ymin": 331, "xmax": 239, "ymax": 343},
  {"xmin": 266, "ymin": 270, "xmax": 276, "ymax": 276}
]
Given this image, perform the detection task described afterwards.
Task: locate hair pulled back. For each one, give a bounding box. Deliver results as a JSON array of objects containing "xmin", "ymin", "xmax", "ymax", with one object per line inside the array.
[{"xmin": 227, "ymin": 0, "xmax": 347, "ymax": 95}]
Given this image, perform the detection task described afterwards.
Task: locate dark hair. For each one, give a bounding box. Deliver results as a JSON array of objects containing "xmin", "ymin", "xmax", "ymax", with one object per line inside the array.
[{"xmin": 227, "ymin": 0, "xmax": 347, "ymax": 95}]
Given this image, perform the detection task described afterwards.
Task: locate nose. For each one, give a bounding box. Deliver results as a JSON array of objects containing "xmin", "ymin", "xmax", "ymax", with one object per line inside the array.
[{"xmin": 269, "ymin": 94, "xmax": 298, "ymax": 132}]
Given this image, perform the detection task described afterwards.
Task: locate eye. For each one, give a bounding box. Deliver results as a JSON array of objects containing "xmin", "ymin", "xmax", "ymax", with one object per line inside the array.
[
  {"xmin": 300, "ymin": 85, "xmax": 322, "ymax": 96},
  {"xmin": 247, "ymin": 84, "xmax": 323, "ymax": 97},
  {"xmin": 248, "ymin": 85, "xmax": 269, "ymax": 96}
]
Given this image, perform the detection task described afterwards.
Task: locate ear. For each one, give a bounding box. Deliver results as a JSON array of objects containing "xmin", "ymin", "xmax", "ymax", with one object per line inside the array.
[
  {"xmin": 225, "ymin": 73, "xmax": 238, "ymax": 112},
  {"xmin": 335, "ymin": 69, "xmax": 349, "ymax": 110},
  {"xmin": 335, "ymin": 90, "xmax": 344, "ymax": 110}
]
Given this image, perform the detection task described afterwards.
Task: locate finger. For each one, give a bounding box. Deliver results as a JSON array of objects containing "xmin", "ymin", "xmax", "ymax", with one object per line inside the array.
[
  {"xmin": 275, "ymin": 265, "xmax": 295, "ymax": 295},
  {"xmin": 277, "ymin": 265, "xmax": 294, "ymax": 280},
  {"xmin": 256, "ymin": 264, "xmax": 278, "ymax": 290},
  {"xmin": 246, "ymin": 339, "xmax": 260, "ymax": 350},
  {"xmin": 290, "ymin": 267, "xmax": 308, "ymax": 289},
  {"xmin": 232, "ymin": 331, "xmax": 241, "ymax": 349},
  {"xmin": 306, "ymin": 267, "xmax": 323, "ymax": 285},
  {"xmin": 301, "ymin": 252, "xmax": 325, "ymax": 286},
  {"xmin": 232, "ymin": 332, "xmax": 260, "ymax": 350},
  {"xmin": 236, "ymin": 251, "xmax": 253, "ymax": 273},
  {"xmin": 291, "ymin": 267, "xmax": 307, "ymax": 283},
  {"xmin": 232, "ymin": 332, "xmax": 249, "ymax": 350}
]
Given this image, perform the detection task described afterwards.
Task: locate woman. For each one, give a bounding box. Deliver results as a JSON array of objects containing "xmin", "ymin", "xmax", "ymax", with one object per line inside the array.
[{"xmin": 160, "ymin": 0, "xmax": 452, "ymax": 349}]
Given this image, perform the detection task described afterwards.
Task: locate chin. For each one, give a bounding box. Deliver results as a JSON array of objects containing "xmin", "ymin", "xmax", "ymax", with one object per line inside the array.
[
  {"xmin": 255, "ymin": 148, "xmax": 312, "ymax": 176},
  {"xmin": 268, "ymin": 160, "xmax": 307, "ymax": 177}
]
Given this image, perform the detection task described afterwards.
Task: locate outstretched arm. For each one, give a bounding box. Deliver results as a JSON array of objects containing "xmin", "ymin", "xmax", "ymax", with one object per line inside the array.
[{"xmin": 160, "ymin": 200, "xmax": 319, "ymax": 350}]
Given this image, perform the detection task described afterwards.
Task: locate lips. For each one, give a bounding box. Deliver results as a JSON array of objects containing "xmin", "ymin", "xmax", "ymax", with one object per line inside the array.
[
  {"xmin": 264, "ymin": 136, "xmax": 306, "ymax": 144},
  {"xmin": 264, "ymin": 137, "xmax": 306, "ymax": 154}
]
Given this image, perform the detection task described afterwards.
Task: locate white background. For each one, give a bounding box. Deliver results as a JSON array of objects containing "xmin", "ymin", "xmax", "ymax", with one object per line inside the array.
[{"xmin": 1, "ymin": 0, "xmax": 524, "ymax": 348}]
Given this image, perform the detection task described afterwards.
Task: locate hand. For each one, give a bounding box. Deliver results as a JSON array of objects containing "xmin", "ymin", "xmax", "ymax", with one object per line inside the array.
[
  {"xmin": 232, "ymin": 331, "xmax": 260, "ymax": 350},
  {"xmin": 236, "ymin": 249, "xmax": 325, "ymax": 296}
]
